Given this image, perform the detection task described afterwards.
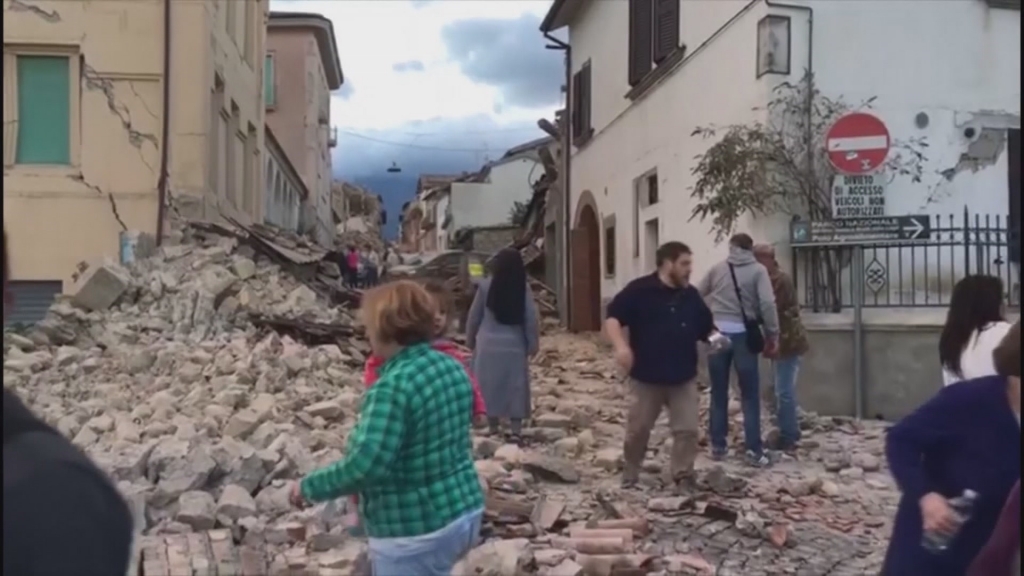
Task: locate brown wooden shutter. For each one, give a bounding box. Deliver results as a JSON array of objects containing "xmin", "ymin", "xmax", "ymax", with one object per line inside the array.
[
  {"xmin": 571, "ymin": 70, "xmax": 583, "ymax": 142},
  {"xmin": 628, "ymin": 0, "xmax": 653, "ymax": 87},
  {"xmin": 653, "ymin": 0, "xmax": 680, "ymax": 64},
  {"xmin": 580, "ymin": 63, "xmax": 592, "ymax": 135}
]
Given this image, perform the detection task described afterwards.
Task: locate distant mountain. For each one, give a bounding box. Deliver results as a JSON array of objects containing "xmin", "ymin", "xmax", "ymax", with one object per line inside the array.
[{"xmin": 332, "ymin": 124, "xmax": 550, "ymax": 241}]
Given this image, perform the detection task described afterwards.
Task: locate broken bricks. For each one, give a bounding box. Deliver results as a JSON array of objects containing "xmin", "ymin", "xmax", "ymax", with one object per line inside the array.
[{"xmin": 3, "ymin": 225, "xmax": 898, "ymax": 575}]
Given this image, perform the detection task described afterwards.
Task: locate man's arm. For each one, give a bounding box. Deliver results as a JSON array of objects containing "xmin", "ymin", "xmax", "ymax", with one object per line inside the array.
[
  {"xmin": 604, "ymin": 286, "xmax": 635, "ymax": 350},
  {"xmin": 755, "ymin": 267, "xmax": 780, "ymax": 336},
  {"xmin": 4, "ymin": 465, "xmax": 134, "ymax": 576},
  {"xmin": 695, "ymin": 294, "xmax": 717, "ymax": 341},
  {"xmin": 885, "ymin": 384, "xmax": 964, "ymax": 503}
]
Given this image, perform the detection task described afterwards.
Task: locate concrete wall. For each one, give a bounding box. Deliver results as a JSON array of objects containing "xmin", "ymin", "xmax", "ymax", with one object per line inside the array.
[
  {"xmin": 436, "ymin": 193, "xmax": 450, "ymax": 251},
  {"xmin": 469, "ymin": 226, "xmax": 519, "ymax": 256},
  {"xmin": 791, "ymin": 310, "xmax": 1020, "ymax": 421},
  {"xmin": 564, "ymin": 0, "xmax": 1019, "ymax": 305},
  {"xmin": 3, "ymin": 0, "xmax": 266, "ymax": 290},
  {"xmin": 451, "ymin": 157, "xmax": 541, "ymax": 231},
  {"xmin": 265, "ymin": 26, "xmax": 334, "ymax": 247}
]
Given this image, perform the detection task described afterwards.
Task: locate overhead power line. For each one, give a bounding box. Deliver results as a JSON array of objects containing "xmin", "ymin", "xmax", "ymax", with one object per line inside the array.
[{"xmin": 336, "ymin": 129, "xmax": 501, "ymax": 153}]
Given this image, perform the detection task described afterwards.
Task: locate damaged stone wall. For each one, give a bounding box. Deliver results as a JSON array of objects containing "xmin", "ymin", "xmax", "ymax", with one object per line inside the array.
[
  {"xmin": 3, "ymin": 0, "xmax": 165, "ymax": 289},
  {"xmin": 3, "ymin": 0, "xmax": 269, "ymax": 290}
]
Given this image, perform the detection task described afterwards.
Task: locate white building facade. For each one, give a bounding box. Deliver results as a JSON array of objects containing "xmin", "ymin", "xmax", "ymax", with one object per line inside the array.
[
  {"xmin": 542, "ymin": 0, "xmax": 1020, "ymax": 331},
  {"xmin": 449, "ymin": 156, "xmax": 543, "ymax": 233}
]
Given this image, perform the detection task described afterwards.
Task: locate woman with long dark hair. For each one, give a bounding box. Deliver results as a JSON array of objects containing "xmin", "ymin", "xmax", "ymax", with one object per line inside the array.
[
  {"xmin": 466, "ymin": 248, "xmax": 540, "ymax": 444},
  {"xmin": 938, "ymin": 275, "xmax": 1011, "ymax": 386}
]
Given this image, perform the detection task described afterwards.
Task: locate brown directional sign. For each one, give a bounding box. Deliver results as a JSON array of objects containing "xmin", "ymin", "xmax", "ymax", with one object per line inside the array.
[{"xmin": 790, "ymin": 216, "xmax": 931, "ymax": 244}]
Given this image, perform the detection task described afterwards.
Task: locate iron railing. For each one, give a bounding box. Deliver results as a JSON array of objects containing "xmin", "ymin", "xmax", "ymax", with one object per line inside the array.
[{"xmin": 793, "ymin": 210, "xmax": 1020, "ymax": 311}]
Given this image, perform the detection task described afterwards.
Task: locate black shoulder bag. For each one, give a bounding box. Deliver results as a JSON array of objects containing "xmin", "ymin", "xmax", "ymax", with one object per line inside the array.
[{"xmin": 727, "ymin": 263, "xmax": 765, "ymax": 354}]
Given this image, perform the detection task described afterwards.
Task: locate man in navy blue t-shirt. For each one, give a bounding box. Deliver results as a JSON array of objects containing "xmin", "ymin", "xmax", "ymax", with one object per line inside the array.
[{"xmin": 605, "ymin": 241, "xmax": 726, "ymax": 491}]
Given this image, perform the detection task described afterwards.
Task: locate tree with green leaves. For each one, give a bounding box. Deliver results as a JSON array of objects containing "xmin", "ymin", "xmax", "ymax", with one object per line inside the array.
[{"xmin": 688, "ymin": 71, "xmax": 928, "ymax": 310}]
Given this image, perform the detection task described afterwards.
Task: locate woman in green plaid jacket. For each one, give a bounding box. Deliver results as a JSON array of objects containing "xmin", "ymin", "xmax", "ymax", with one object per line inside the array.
[{"xmin": 291, "ymin": 280, "xmax": 484, "ymax": 575}]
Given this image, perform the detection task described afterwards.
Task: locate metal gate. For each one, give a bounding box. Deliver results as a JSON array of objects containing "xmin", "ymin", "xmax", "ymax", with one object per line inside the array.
[{"xmin": 4, "ymin": 280, "xmax": 61, "ymax": 327}]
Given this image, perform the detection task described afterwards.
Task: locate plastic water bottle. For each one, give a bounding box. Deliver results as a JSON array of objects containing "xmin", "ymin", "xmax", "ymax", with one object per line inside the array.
[{"xmin": 921, "ymin": 489, "xmax": 978, "ymax": 553}]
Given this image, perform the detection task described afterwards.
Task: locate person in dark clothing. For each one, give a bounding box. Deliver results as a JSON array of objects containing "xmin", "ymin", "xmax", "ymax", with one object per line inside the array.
[
  {"xmin": 606, "ymin": 242, "xmax": 728, "ymax": 492},
  {"xmin": 467, "ymin": 248, "xmax": 539, "ymax": 443},
  {"xmin": 967, "ymin": 323, "xmax": 1022, "ymax": 576},
  {"xmin": 3, "ymin": 230, "xmax": 135, "ymax": 576},
  {"xmin": 881, "ymin": 321, "xmax": 1020, "ymax": 576}
]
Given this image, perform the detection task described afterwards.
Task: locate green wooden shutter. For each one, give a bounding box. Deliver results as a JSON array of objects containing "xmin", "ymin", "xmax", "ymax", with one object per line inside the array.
[
  {"xmin": 264, "ymin": 55, "xmax": 275, "ymax": 106},
  {"xmin": 16, "ymin": 55, "xmax": 70, "ymax": 164}
]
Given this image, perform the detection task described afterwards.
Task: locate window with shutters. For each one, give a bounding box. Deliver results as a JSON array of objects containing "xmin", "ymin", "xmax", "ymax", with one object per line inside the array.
[
  {"xmin": 264, "ymin": 54, "xmax": 276, "ymax": 108},
  {"xmin": 571, "ymin": 60, "xmax": 593, "ymax": 147},
  {"xmin": 3, "ymin": 46, "xmax": 81, "ymax": 168},
  {"xmin": 627, "ymin": 0, "xmax": 683, "ymax": 100}
]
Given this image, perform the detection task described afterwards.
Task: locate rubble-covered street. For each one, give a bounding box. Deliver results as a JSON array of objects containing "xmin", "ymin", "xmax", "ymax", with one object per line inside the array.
[{"xmin": 3, "ymin": 230, "xmax": 898, "ymax": 576}]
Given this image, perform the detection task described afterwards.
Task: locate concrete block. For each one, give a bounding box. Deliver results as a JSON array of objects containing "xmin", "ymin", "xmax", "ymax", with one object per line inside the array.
[{"xmin": 71, "ymin": 261, "xmax": 130, "ymax": 311}]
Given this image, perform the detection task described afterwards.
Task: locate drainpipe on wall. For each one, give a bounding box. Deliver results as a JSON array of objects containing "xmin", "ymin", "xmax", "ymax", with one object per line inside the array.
[
  {"xmin": 544, "ymin": 32, "xmax": 571, "ymax": 326},
  {"xmin": 155, "ymin": 0, "xmax": 172, "ymax": 246}
]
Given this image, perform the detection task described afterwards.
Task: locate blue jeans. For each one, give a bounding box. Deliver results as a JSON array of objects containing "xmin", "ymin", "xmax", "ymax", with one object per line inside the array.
[
  {"xmin": 774, "ymin": 355, "xmax": 802, "ymax": 448},
  {"xmin": 708, "ymin": 332, "xmax": 763, "ymax": 456},
  {"xmin": 368, "ymin": 508, "xmax": 483, "ymax": 576}
]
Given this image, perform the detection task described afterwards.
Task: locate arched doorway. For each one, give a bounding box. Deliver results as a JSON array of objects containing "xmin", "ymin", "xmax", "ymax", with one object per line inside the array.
[{"xmin": 570, "ymin": 195, "xmax": 602, "ymax": 332}]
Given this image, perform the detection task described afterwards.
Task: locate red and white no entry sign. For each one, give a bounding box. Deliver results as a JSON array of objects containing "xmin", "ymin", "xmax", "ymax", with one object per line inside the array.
[{"xmin": 825, "ymin": 112, "xmax": 891, "ymax": 175}]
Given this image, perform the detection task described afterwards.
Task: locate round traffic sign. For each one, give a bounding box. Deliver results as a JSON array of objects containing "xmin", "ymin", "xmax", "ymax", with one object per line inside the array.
[{"xmin": 825, "ymin": 112, "xmax": 891, "ymax": 175}]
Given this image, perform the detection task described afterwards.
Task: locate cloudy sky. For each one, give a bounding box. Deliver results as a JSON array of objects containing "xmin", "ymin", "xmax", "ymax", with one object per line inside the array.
[{"xmin": 271, "ymin": 0, "xmax": 566, "ymax": 237}]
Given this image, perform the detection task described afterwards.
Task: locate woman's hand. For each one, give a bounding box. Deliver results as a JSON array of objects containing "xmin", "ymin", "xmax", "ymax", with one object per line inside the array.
[
  {"xmin": 920, "ymin": 492, "xmax": 960, "ymax": 536},
  {"xmin": 289, "ymin": 481, "xmax": 309, "ymax": 509}
]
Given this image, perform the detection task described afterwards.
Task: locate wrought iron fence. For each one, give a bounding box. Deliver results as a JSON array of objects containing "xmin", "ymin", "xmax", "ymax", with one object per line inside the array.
[{"xmin": 793, "ymin": 210, "xmax": 1020, "ymax": 311}]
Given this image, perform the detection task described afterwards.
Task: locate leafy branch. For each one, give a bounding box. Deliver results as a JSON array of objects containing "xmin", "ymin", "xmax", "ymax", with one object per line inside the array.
[{"xmin": 688, "ymin": 70, "xmax": 928, "ymax": 243}]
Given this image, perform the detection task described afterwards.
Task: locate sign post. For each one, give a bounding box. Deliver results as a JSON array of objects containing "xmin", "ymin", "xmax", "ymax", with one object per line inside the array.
[
  {"xmin": 790, "ymin": 216, "xmax": 931, "ymax": 245},
  {"xmin": 832, "ymin": 174, "xmax": 887, "ymax": 218},
  {"xmin": 826, "ymin": 112, "xmax": 891, "ymax": 175}
]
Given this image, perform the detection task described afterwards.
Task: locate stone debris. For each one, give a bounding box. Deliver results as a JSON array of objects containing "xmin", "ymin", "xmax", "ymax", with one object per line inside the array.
[{"xmin": 4, "ymin": 228, "xmax": 898, "ymax": 574}]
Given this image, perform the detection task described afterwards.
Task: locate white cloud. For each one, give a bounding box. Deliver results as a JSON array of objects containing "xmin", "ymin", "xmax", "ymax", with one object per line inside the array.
[
  {"xmin": 270, "ymin": 0, "xmax": 557, "ymax": 131},
  {"xmin": 269, "ymin": 0, "xmax": 561, "ymax": 239}
]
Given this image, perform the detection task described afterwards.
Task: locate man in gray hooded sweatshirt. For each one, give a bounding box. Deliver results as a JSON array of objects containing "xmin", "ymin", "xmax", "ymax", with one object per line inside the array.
[{"xmin": 696, "ymin": 233, "xmax": 780, "ymax": 467}]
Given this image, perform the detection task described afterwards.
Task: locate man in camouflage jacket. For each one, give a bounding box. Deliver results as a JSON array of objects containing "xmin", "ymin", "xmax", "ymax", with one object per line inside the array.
[{"xmin": 754, "ymin": 244, "xmax": 809, "ymax": 451}]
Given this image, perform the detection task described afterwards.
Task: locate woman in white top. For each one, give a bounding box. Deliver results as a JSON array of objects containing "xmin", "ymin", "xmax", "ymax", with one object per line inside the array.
[{"xmin": 939, "ymin": 275, "xmax": 1013, "ymax": 386}]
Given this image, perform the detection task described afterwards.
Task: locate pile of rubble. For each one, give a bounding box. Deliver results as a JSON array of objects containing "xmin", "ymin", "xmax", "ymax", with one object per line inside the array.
[
  {"xmin": 4, "ymin": 229, "xmax": 377, "ymax": 573},
  {"xmin": 3, "ymin": 230, "xmax": 897, "ymax": 575},
  {"xmin": 447, "ymin": 337, "xmax": 897, "ymax": 575}
]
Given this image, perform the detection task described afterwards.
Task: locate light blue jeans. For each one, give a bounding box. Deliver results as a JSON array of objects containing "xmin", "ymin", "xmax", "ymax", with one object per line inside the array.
[
  {"xmin": 707, "ymin": 332, "xmax": 763, "ymax": 456},
  {"xmin": 368, "ymin": 508, "xmax": 483, "ymax": 576},
  {"xmin": 773, "ymin": 355, "xmax": 802, "ymax": 449}
]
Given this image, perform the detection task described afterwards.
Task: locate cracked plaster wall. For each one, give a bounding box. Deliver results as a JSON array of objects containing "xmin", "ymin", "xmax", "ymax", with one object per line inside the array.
[
  {"xmin": 3, "ymin": 0, "xmax": 268, "ymax": 290},
  {"xmin": 808, "ymin": 0, "xmax": 1021, "ymax": 306},
  {"xmin": 4, "ymin": 0, "xmax": 164, "ymax": 289}
]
